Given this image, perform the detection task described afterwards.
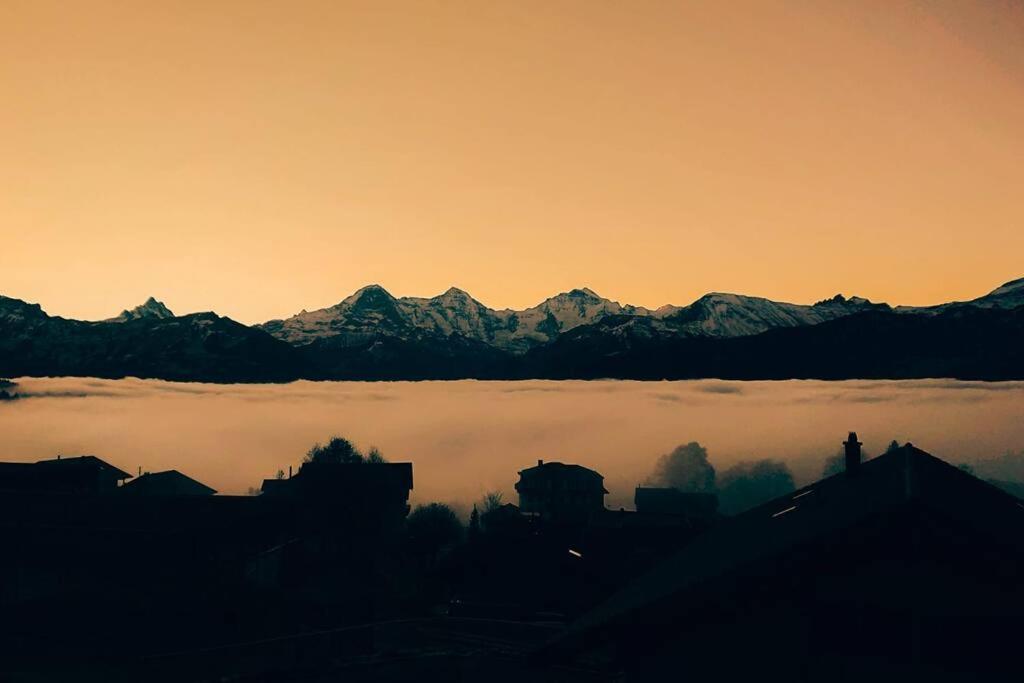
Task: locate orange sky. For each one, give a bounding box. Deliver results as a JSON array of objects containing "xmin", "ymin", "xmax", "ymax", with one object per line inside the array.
[{"xmin": 2, "ymin": 0, "xmax": 1023, "ymax": 324}]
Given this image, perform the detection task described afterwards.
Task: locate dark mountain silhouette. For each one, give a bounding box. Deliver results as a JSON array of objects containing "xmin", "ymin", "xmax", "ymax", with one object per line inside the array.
[
  {"xmin": 0, "ymin": 296, "xmax": 305, "ymax": 382},
  {"xmin": 522, "ymin": 304, "xmax": 1024, "ymax": 380},
  {"xmin": 1, "ymin": 276, "xmax": 1022, "ymax": 381},
  {"xmin": 298, "ymin": 330, "xmax": 511, "ymax": 381}
]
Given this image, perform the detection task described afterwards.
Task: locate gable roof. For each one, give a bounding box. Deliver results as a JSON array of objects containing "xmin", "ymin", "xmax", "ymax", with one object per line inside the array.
[
  {"xmin": 547, "ymin": 445, "xmax": 1024, "ymax": 653},
  {"xmin": 120, "ymin": 469, "xmax": 216, "ymax": 496},
  {"xmin": 0, "ymin": 455, "xmax": 132, "ymax": 493},
  {"xmin": 33, "ymin": 455, "xmax": 132, "ymax": 480}
]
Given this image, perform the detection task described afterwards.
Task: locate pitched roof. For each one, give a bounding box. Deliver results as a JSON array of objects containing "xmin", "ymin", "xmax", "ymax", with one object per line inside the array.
[
  {"xmin": 120, "ymin": 469, "xmax": 216, "ymax": 496},
  {"xmin": 518, "ymin": 461, "xmax": 604, "ymax": 478},
  {"xmin": 516, "ymin": 461, "xmax": 609, "ymax": 493},
  {"xmin": 33, "ymin": 455, "xmax": 132, "ymax": 480},
  {"xmin": 548, "ymin": 445, "xmax": 1024, "ymax": 652}
]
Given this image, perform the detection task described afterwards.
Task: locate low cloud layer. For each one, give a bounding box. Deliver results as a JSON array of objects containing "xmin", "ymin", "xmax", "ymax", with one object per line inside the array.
[{"xmin": 2, "ymin": 377, "xmax": 1023, "ymax": 507}]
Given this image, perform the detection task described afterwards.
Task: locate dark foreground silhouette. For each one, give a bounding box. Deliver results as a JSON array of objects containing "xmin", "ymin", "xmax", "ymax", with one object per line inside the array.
[{"xmin": 1, "ymin": 435, "xmax": 1022, "ymax": 681}]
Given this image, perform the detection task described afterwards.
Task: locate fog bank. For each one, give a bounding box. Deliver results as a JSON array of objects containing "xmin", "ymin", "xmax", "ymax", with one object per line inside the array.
[{"xmin": 2, "ymin": 378, "xmax": 1022, "ymax": 508}]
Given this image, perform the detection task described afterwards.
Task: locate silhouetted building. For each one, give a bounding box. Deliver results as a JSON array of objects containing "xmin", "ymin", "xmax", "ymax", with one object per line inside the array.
[
  {"xmin": 844, "ymin": 430, "xmax": 863, "ymax": 474},
  {"xmin": 260, "ymin": 460, "xmax": 412, "ymax": 511},
  {"xmin": 633, "ymin": 487, "xmax": 718, "ymax": 521},
  {"xmin": 0, "ymin": 455, "xmax": 131, "ymax": 493},
  {"xmin": 120, "ymin": 469, "xmax": 216, "ymax": 496},
  {"xmin": 482, "ymin": 502, "xmax": 527, "ymax": 528},
  {"xmin": 515, "ymin": 460, "xmax": 607, "ymax": 521},
  {"xmin": 544, "ymin": 442, "xmax": 1024, "ymax": 682}
]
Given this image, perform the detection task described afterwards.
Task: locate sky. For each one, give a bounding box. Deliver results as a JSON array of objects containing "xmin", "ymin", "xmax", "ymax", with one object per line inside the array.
[{"xmin": 2, "ymin": 0, "xmax": 1023, "ymax": 324}]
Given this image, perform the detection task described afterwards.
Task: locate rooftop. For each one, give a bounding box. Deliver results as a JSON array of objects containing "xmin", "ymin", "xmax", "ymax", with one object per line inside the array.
[
  {"xmin": 548, "ymin": 444, "xmax": 1024, "ymax": 653},
  {"xmin": 120, "ymin": 469, "xmax": 216, "ymax": 496}
]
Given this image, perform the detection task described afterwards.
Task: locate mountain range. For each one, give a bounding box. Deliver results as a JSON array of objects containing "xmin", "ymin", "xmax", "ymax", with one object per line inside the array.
[
  {"xmin": 2, "ymin": 277, "xmax": 1022, "ymax": 382},
  {"xmin": 257, "ymin": 285, "xmax": 887, "ymax": 353}
]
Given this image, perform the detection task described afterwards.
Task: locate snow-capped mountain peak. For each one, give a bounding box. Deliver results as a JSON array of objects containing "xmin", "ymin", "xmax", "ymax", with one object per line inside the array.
[
  {"xmin": 109, "ymin": 297, "xmax": 175, "ymax": 322},
  {"xmin": 256, "ymin": 283, "xmax": 892, "ymax": 352},
  {"xmin": 655, "ymin": 291, "xmax": 885, "ymax": 337},
  {"xmin": 339, "ymin": 284, "xmax": 395, "ymax": 308}
]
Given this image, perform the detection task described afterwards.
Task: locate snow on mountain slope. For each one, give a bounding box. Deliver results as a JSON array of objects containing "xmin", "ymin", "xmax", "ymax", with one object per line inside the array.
[
  {"xmin": 259, "ymin": 285, "xmax": 640, "ymax": 353},
  {"xmin": 259, "ymin": 285, "xmax": 409, "ymax": 347},
  {"xmin": 108, "ymin": 297, "xmax": 175, "ymax": 322},
  {"xmin": 971, "ymin": 277, "xmax": 1024, "ymax": 309},
  {"xmin": 895, "ymin": 277, "xmax": 1024, "ymax": 315},
  {"xmin": 489, "ymin": 288, "xmax": 652, "ymax": 351},
  {"xmin": 400, "ymin": 287, "xmax": 506, "ymax": 342},
  {"xmin": 259, "ymin": 285, "xmax": 885, "ymax": 352},
  {"xmin": 655, "ymin": 293, "xmax": 886, "ymax": 337}
]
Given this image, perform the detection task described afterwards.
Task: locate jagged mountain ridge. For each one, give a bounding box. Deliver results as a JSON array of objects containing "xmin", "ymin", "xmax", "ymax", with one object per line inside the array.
[
  {"xmin": 107, "ymin": 297, "xmax": 175, "ymax": 322},
  {"xmin": 258, "ymin": 285, "xmax": 886, "ymax": 353},
  {"xmin": 258, "ymin": 285, "xmax": 647, "ymax": 353},
  {"xmin": 521, "ymin": 304, "xmax": 1024, "ymax": 381},
  {"xmin": 1, "ymin": 276, "xmax": 1021, "ymax": 382},
  {"xmin": 0, "ymin": 295, "xmax": 304, "ymax": 382}
]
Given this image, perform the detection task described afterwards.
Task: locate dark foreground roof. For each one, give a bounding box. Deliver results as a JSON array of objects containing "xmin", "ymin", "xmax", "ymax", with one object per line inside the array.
[
  {"xmin": 516, "ymin": 461, "xmax": 609, "ymax": 494},
  {"xmin": 33, "ymin": 455, "xmax": 132, "ymax": 480},
  {"xmin": 0, "ymin": 455, "xmax": 132, "ymax": 491},
  {"xmin": 261, "ymin": 461, "xmax": 413, "ymax": 497},
  {"xmin": 120, "ymin": 470, "xmax": 216, "ymax": 496},
  {"xmin": 634, "ymin": 488, "xmax": 718, "ymax": 516},
  {"xmin": 545, "ymin": 444, "xmax": 1024, "ymax": 655}
]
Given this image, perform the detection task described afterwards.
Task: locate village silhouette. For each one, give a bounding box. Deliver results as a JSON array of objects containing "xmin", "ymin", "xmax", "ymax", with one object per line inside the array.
[{"xmin": 1, "ymin": 431, "xmax": 1022, "ymax": 682}]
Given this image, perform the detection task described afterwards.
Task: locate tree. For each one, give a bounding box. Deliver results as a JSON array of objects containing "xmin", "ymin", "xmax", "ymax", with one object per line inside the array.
[
  {"xmin": 480, "ymin": 491, "xmax": 504, "ymax": 514},
  {"xmin": 406, "ymin": 503, "xmax": 463, "ymax": 559},
  {"xmin": 303, "ymin": 436, "xmax": 387, "ymax": 464},
  {"xmin": 718, "ymin": 460, "xmax": 795, "ymax": 515},
  {"xmin": 885, "ymin": 440, "xmax": 902, "ymax": 454},
  {"xmin": 468, "ymin": 505, "xmax": 481, "ymax": 540},
  {"xmin": 821, "ymin": 451, "xmax": 846, "ymax": 478},
  {"xmin": 646, "ymin": 442, "xmax": 716, "ymax": 492}
]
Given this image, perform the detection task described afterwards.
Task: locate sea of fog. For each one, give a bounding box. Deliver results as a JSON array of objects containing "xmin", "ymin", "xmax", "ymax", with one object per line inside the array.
[{"xmin": 2, "ymin": 377, "xmax": 1023, "ymax": 511}]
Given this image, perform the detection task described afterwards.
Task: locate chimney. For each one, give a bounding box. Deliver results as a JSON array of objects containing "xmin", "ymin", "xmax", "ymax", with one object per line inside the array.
[
  {"xmin": 538, "ymin": 459, "xmax": 544, "ymax": 467},
  {"xmin": 844, "ymin": 432, "xmax": 862, "ymax": 474},
  {"xmin": 288, "ymin": 466, "xmax": 293, "ymax": 479}
]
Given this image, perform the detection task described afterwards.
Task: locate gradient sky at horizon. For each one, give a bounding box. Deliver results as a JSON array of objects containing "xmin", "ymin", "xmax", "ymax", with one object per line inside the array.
[{"xmin": 3, "ymin": 0, "xmax": 1023, "ymax": 324}]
